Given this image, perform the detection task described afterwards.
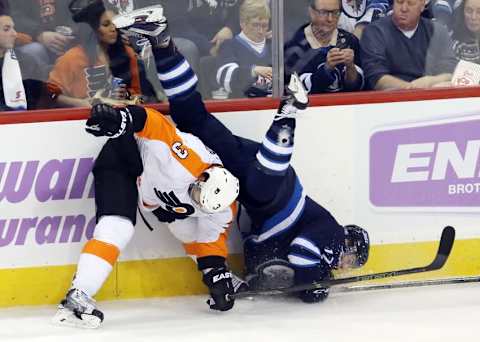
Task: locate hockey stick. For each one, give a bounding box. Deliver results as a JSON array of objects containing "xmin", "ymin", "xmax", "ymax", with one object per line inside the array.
[
  {"xmin": 334, "ymin": 275, "xmax": 480, "ymax": 293},
  {"xmin": 232, "ymin": 226, "xmax": 455, "ymax": 299}
]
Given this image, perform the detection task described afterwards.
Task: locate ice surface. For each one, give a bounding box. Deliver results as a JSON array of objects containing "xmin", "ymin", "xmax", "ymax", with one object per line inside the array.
[{"xmin": 0, "ymin": 283, "xmax": 478, "ymax": 342}]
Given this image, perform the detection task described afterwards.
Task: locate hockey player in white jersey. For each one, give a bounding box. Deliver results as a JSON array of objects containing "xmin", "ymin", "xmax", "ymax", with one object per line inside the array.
[
  {"xmin": 53, "ymin": 94, "xmax": 240, "ymax": 329},
  {"xmin": 53, "ymin": 1, "xmax": 241, "ymax": 330}
]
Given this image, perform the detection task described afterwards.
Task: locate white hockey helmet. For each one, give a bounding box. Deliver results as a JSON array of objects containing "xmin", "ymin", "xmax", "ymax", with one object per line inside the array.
[{"xmin": 189, "ymin": 166, "xmax": 239, "ymax": 213}]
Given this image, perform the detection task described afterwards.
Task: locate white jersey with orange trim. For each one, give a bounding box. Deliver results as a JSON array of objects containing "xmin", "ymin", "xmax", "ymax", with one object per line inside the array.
[{"xmin": 134, "ymin": 107, "xmax": 235, "ymax": 256}]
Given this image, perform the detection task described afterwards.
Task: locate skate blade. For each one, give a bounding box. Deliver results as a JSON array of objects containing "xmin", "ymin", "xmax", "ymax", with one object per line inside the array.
[{"xmin": 52, "ymin": 308, "xmax": 102, "ymax": 329}]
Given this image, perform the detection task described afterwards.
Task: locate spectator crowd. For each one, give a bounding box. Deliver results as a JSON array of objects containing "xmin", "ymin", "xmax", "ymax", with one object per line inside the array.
[{"xmin": 0, "ymin": 0, "xmax": 476, "ymax": 111}]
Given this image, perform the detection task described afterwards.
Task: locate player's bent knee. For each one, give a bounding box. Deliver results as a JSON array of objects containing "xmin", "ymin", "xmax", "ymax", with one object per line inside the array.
[{"xmin": 93, "ymin": 215, "xmax": 135, "ymax": 251}]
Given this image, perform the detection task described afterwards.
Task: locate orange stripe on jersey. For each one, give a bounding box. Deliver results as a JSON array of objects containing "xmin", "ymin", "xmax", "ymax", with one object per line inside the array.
[
  {"xmin": 230, "ymin": 202, "xmax": 238, "ymax": 219},
  {"xmin": 183, "ymin": 203, "xmax": 237, "ymax": 258},
  {"xmin": 184, "ymin": 232, "xmax": 229, "ymax": 258},
  {"xmin": 82, "ymin": 239, "xmax": 120, "ymax": 266},
  {"xmin": 136, "ymin": 108, "xmax": 210, "ymax": 178}
]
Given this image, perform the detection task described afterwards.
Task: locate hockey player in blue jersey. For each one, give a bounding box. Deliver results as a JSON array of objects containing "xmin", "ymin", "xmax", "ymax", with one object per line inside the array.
[{"xmin": 113, "ymin": 5, "xmax": 370, "ymax": 304}]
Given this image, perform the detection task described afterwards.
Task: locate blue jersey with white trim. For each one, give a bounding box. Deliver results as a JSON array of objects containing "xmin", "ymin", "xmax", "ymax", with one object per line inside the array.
[
  {"xmin": 242, "ymin": 166, "xmax": 303, "ymax": 236},
  {"xmin": 284, "ymin": 25, "xmax": 364, "ymax": 93},
  {"xmin": 242, "ymin": 195, "xmax": 346, "ymax": 279},
  {"xmin": 215, "ymin": 34, "xmax": 272, "ymax": 98},
  {"xmin": 286, "ymin": 196, "xmax": 346, "ymax": 272},
  {"xmin": 156, "ymin": 49, "xmax": 344, "ymax": 255},
  {"xmin": 168, "ymin": 90, "xmax": 344, "ymax": 249}
]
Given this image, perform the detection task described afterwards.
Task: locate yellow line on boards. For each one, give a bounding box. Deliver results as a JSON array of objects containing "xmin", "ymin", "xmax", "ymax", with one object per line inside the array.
[{"xmin": 1, "ymin": 239, "xmax": 479, "ymax": 308}]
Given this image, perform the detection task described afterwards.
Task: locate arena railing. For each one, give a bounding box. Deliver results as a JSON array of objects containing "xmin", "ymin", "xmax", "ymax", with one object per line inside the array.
[{"xmin": 1, "ymin": 86, "xmax": 480, "ymax": 125}]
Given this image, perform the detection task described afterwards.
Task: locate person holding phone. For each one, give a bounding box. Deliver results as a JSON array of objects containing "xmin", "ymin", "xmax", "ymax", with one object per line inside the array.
[{"xmin": 284, "ymin": 0, "xmax": 364, "ymax": 93}]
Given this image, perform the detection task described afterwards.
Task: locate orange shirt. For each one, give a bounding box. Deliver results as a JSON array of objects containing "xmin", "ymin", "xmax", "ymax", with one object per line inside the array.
[{"xmin": 47, "ymin": 44, "xmax": 141, "ymax": 99}]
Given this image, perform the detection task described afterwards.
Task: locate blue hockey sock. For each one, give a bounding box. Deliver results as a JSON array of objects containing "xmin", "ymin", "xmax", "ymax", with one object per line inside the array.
[
  {"xmin": 255, "ymin": 119, "xmax": 295, "ymax": 175},
  {"xmin": 153, "ymin": 45, "xmax": 198, "ymax": 100}
]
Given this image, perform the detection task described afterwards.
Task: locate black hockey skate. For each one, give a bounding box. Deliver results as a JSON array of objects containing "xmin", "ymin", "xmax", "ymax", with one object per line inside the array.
[{"xmin": 52, "ymin": 288, "xmax": 104, "ymax": 329}]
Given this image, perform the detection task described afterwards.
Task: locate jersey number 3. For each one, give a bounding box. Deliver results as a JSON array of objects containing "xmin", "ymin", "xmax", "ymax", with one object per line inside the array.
[{"xmin": 172, "ymin": 142, "xmax": 188, "ymax": 159}]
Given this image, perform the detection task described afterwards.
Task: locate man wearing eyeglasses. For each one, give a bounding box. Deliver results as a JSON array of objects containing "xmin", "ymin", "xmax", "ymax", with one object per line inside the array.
[{"xmin": 284, "ymin": 0, "xmax": 364, "ymax": 94}]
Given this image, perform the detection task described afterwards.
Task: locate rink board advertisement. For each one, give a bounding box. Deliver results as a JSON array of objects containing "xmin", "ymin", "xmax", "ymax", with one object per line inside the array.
[
  {"xmin": 351, "ymin": 97, "xmax": 480, "ymax": 244},
  {"xmin": 369, "ymin": 116, "xmax": 480, "ymax": 209},
  {"xmin": 1, "ymin": 98, "xmax": 480, "ymax": 307}
]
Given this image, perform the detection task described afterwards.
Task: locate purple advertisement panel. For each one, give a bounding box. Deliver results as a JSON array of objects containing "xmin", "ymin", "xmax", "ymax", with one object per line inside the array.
[
  {"xmin": 0, "ymin": 158, "xmax": 96, "ymax": 248},
  {"xmin": 370, "ymin": 116, "xmax": 480, "ymax": 208}
]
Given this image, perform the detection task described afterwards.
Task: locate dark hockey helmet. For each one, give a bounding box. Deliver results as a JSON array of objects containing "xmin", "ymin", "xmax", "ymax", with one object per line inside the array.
[{"xmin": 343, "ymin": 224, "xmax": 370, "ymax": 268}]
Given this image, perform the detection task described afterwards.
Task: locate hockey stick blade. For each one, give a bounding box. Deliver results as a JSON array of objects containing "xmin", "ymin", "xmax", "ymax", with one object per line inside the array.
[{"xmin": 233, "ymin": 226, "xmax": 455, "ymax": 299}]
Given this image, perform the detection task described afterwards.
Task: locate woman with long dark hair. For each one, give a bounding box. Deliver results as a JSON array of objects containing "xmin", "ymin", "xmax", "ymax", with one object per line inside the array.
[
  {"xmin": 48, "ymin": 0, "xmax": 141, "ymax": 107},
  {"xmin": 452, "ymin": 0, "xmax": 480, "ymax": 64}
]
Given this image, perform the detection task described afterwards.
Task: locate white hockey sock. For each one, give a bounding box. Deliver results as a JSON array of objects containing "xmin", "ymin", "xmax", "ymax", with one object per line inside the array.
[
  {"xmin": 72, "ymin": 252, "xmax": 113, "ymax": 297},
  {"xmin": 71, "ymin": 216, "xmax": 134, "ymax": 297}
]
